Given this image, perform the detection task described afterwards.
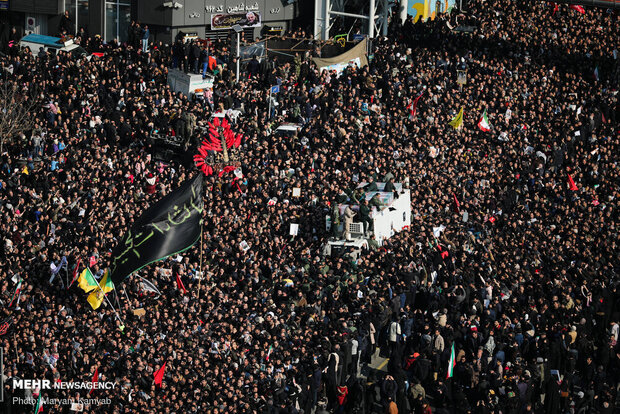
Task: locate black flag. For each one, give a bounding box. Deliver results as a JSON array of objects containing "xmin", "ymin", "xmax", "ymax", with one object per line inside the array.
[{"xmin": 109, "ymin": 175, "xmax": 204, "ymax": 286}]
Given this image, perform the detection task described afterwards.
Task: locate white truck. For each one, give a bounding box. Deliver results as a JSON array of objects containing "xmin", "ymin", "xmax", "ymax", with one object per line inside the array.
[{"xmin": 167, "ymin": 68, "xmax": 214, "ymax": 98}]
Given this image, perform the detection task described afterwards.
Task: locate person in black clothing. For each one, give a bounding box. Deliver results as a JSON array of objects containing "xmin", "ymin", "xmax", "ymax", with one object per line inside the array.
[
  {"xmin": 172, "ymin": 39, "xmax": 183, "ymax": 69},
  {"xmin": 127, "ymin": 21, "xmax": 136, "ymax": 48},
  {"xmin": 189, "ymin": 40, "xmax": 201, "ymax": 74},
  {"xmin": 58, "ymin": 10, "xmax": 73, "ymax": 36},
  {"xmin": 248, "ymin": 55, "xmax": 260, "ymax": 78},
  {"xmin": 133, "ymin": 23, "xmax": 142, "ymax": 50}
]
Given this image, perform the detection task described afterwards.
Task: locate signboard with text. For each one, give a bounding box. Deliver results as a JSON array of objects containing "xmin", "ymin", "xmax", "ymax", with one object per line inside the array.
[
  {"xmin": 0, "ymin": 1, "xmax": 8, "ymax": 11},
  {"xmin": 206, "ymin": 2, "xmax": 260, "ymax": 14}
]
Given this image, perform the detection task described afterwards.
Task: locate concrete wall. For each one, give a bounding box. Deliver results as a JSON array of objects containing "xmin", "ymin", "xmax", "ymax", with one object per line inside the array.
[{"xmin": 137, "ymin": 0, "xmax": 172, "ymax": 27}]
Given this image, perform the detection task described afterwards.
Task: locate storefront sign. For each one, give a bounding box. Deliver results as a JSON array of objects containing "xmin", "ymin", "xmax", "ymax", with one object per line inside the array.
[
  {"xmin": 206, "ymin": 2, "xmax": 260, "ymax": 14},
  {"xmin": 211, "ymin": 12, "xmax": 262, "ymax": 30},
  {"xmin": 205, "ymin": 5, "xmax": 224, "ymax": 13},
  {"xmin": 227, "ymin": 2, "xmax": 259, "ymax": 13},
  {"xmin": 0, "ymin": 1, "xmax": 8, "ymax": 11}
]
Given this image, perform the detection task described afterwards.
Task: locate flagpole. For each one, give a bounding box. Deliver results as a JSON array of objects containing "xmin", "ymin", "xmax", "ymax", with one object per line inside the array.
[
  {"xmin": 113, "ymin": 287, "xmax": 122, "ymax": 311},
  {"xmin": 122, "ymin": 286, "xmax": 131, "ymax": 307},
  {"xmin": 65, "ymin": 262, "xmax": 70, "ymax": 291},
  {"xmin": 95, "ymin": 279, "xmax": 125, "ymax": 328},
  {"xmin": 13, "ymin": 333, "xmax": 20, "ymax": 363},
  {"xmin": 104, "ymin": 288, "xmax": 125, "ymax": 329},
  {"xmin": 268, "ymin": 87, "xmax": 272, "ymax": 120},
  {"xmin": 198, "ymin": 228, "xmax": 203, "ymax": 305}
]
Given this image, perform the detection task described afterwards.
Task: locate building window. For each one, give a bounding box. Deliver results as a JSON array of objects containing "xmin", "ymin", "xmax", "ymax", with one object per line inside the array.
[
  {"xmin": 105, "ymin": 1, "xmax": 131, "ymax": 43},
  {"xmin": 78, "ymin": 0, "xmax": 89, "ymax": 33},
  {"xmin": 64, "ymin": 0, "xmax": 76, "ymax": 33},
  {"xmin": 63, "ymin": 0, "xmax": 89, "ymax": 35}
]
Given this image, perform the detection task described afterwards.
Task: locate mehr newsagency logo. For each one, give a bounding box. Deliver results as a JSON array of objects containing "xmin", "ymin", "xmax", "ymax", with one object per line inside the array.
[{"xmin": 13, "ymin": 379, "xmax": 117, "ymax": 391}]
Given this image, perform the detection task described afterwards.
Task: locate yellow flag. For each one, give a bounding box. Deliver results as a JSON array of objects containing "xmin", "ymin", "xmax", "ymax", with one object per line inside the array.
[
  {"xmin": 99, "ymin": 269, "xmax": 114, "ymax": 294},
  {"xmin": 87, "ymin": 289, "xmax": 105, "ymax": 310},
  {"xmin": 448, "ymin": 107, "xmax": 464, "ymax": 129},
  {"xmin": 78, "ymin": 268, "xmax": 98, "ymax": 293},
  {"xmin": 84, "ymin": 269, "xmax": 114, "ymax": 309}
]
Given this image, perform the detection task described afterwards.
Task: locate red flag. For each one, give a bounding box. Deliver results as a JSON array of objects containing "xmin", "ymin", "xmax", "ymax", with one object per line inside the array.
[
  {"xmin": 218, "ymin": 165, "xmax": 236, "ymax": 177},
  {"xmin": 68, "ymin": 258, "xmax": 82, "ymax": 289},
  {"xmin": 568, "ymin": 174, "xmax": 579, "ymax": 191},
  {"xmin": 175, "ymin": 273, "xmax": 187, "ymax": 295},
  {"xmin": 569, "ymin": 4, "xmax": 585, "ymax": 14},
  {"xmin": 89, "ymin": 367, "xmax": 99, "ymax": 395},
  {"xmin": 406, "ymin": 91, "xmax": 424, "ymax": 120},
  {"xmin": 452, "ymin": 192, "xmax": 461, "ymax": 214},
  {"xmin": 549, "ymin": 2, "xmax": 559, "ymax": 15},
  {"xmin": 154, "ymin": 362, "xmax": 167, "ymax": 387}
]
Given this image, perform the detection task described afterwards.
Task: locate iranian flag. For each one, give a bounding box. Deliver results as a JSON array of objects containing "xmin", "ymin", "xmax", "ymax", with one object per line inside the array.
[
  {"xmin": 446, "ymin": 342, "xmax": 456, "ymax": 379},
  {"xmin": 478, "ymin": 109, "xmax": 492, "ymax": 132},
  {"xmin": 68, "ymin": 258, "xmax": 82, "ymax": 289},
  {"xmin": 33, "ymin": 392, "xmax": 43, "ymax": 413},
  {"xmin": 9, "ymin": 279, "xmax": 23, "ymax": 307}
]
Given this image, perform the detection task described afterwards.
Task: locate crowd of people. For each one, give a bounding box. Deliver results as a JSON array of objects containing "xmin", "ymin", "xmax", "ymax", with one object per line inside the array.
[{"xmin": 0, "ymin": 1, "xmax": 619, "ymax": 413}]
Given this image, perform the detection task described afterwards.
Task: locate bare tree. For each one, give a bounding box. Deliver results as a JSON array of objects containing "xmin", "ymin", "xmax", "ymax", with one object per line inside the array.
[{"xmin": 0, "ymin": 81, "xmax": 40, "ymax": 155}]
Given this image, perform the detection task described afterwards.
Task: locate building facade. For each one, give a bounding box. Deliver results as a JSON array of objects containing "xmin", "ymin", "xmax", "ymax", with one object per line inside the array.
[
  {"xmin": 138, "ymin": 0, "xmax": 299, "ymax": 44},
  {"xmin": 0, "ymin": 0, "xmax": 136, "ymax": 42},
  {"xmin": 0, "ymin": 0, "xmax": 299, "ymax": 45}
]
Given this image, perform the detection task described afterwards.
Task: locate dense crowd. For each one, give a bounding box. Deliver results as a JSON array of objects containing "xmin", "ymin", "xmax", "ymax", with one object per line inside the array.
[{"xmin": 1, "ymin": 1, "xmax": 619, "ymax": 413}]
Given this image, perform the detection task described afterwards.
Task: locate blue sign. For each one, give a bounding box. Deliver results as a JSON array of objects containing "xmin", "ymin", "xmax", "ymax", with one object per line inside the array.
[
  {"xmin": 270, "ymin": 85, "xmax": 280, "ymax": 94},
  {"xmin": 0, "ymin": 1, "xmax": 8, "ymax": 10}
]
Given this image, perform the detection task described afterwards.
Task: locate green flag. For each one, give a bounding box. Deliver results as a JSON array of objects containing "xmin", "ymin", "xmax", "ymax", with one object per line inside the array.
[
  {"xmin": 447, "ymin": 342, "xmax": 456, "ymax": 379},
  {"xmin": 78, "ymin": 268, "xmax": 98, "ymax": 293}
]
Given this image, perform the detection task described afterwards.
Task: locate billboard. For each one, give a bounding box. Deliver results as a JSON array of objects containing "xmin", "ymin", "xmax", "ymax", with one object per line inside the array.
[
  {"xmin": 409, "ymin": 0, "xmax": 456, "ymax": 23},
  {"xmin": 210, "ymin": 12, "xmax": 262, "ymax": 30}
]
